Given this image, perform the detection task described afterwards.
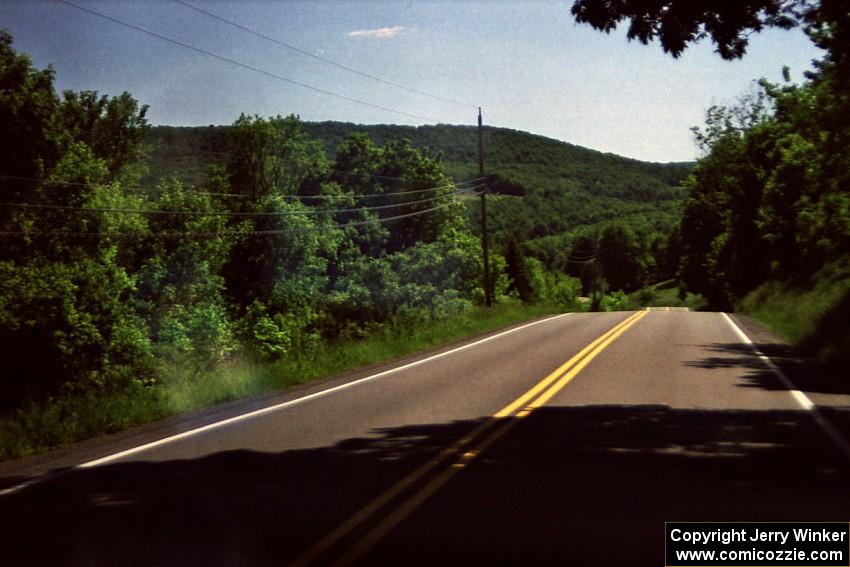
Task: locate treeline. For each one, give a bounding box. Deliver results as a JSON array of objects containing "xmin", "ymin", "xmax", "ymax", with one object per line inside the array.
[
  {"xmin": 0, "ymin": 31, "xmax": 585, "ymax": 418},
  {"xmin": 146, "ymin": 121, "xmax": 692, "ymax": 248},
  {"xmin": 146, "ymin": 116, "xmax": 693, "ymax": 298},
  {"xmin": 677, "ymin": 7, "xmax": 850, "ymax": 310}
]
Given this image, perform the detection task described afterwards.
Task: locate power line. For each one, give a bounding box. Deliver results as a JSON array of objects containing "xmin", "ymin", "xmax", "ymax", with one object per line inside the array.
[
  {"xmin": 147, "ymin": 144, "xmax": 480, "ymax": 185},
  {"xmin": 329, "ymin": 170, "xmax": 479, "ymax": 184},
  {"xmin": 565, "ymin": 257, "xmax": 597, "ymax": 265},
  {"xmin": 0, "ymin": 198, "xmax": 466, "ymax": 239},
  {"xmin": 172, "ymin": 0, "xmax": 475, "ymax": 109},
  {"xmin": 1, "ymin": 172, "xmax": 253, "ymax": 199},
  {"xmin": 0, "ymin": 174, "xmax": 484, "ymax": 200},
  {"xmin": 568, "ymin": 251, "xmax": 598, "ymax": 260},
  {"xmin": 57, "ymin": 0, "xmax": 440, "ymax": 123},
  {"xmin": 0, "ymin": 186, "xmax": 484, "ymax": 217}
]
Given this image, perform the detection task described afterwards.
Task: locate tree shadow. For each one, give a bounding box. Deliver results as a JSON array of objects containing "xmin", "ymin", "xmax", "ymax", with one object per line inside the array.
[
  {"xmin": 1, "ymin": 405, "xmax": 848, "ymax": 566},
  {"xmin": 799, "ymin": 287, "xmax": 850, "ymax": 372},
  {"xmin": 685, "ymin": 340, "xmax": 850, "ymax": 396}
]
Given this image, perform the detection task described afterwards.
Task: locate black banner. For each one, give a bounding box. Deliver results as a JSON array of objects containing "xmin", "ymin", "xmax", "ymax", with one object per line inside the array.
[{"xmin": 666, "ymin": 523, "xmax": 849, "ymax": 566}]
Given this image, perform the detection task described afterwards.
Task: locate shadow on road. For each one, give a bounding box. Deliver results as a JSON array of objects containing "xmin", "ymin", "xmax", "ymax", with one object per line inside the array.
[
  {"xmin": 2, "ymin": 405, "xmax": 849, "ymax": 566},
  {"xmin": 685, "ymin": 340, "xmax": 850, "ymax": 396}
]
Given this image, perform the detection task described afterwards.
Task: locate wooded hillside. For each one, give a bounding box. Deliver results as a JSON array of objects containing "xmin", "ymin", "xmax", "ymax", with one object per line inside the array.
[{"xmin": 146, "ymin": 122, "xmax": 692, "ymax": 278}]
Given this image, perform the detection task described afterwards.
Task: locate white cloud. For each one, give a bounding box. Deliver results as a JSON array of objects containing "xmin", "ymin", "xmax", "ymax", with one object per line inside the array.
[{"xmin": 347, "ymin": 26, "xmax": 407, "ymax": 39}]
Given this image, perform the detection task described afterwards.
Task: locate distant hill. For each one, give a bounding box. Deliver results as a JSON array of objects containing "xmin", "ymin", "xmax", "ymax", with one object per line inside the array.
[{"xmin": 144, "ymin": 122, "xmax": 692, "ymax": 251}]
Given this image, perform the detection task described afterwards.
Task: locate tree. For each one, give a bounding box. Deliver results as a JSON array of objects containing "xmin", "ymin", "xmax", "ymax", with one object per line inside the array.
[
  {"xmin": 227, "ymin": 114, "xmax": 326, "ymax": 201},
  {"xmin": 222, "ymin": 115, "xmax": 330, "ymax": 310},
  {"xmin": 0, "ymin": 30, "xmax": 61, "ymax": 216},
  {"xmin": 133, "ymin": 180, "xmax": 235, "ymax": 367},
  {"xmin": 0, "ymin": 32, "xmax": 154, "ymax": 409},
  {"xmin": 598, "ymin": 223, "xmax": 644, "ymax": 292},
  {"xmin": 504, "ymin": 237, "xmax": 535, "ymax": 302},
  {"xmin": 570, "ymin": 0, "xmax": 803, "ymax": 59},
  {"xmin": 369, "ymin": 139, "xmax": 463, "ymax": 252},
  {"xmin": 804, "ymin": 0, "xmax": 850, "ymax": 80},
  {"xmin": 60, "ymin": 90, "xmax": 149, "ymax": 180},
  {"xmin": 676, "ymin": 31, "xmax": 850, "ymax": 309}
]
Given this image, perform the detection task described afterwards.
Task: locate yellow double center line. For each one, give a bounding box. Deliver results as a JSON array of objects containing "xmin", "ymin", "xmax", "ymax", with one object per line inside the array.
[{"xmin": 294, "ymin": 310, "xmax": 648, "ymax": 567}]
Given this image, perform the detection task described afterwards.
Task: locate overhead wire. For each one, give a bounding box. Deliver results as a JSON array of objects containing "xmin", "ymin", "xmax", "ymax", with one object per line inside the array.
[
  {"xmin": 3, "ymin": 0, "xmax": 486, "ymax": 235},
  {"xmin": 171, "ymin": 0, "xmax": 475, "ymax": 109},
  {"xmin": 0, "ymin": 197, "xmax": 473, "ymax": 239},
  {"xmin": 0, "ymin": 184, "xmax": 485, "ymax": 217},
  {"xmin": 565, "ymin": 256, "xmax": 598, "ymax": 265},
  {"xmin": 146, "ymin": 144, "xmax": 481, "ymax": 185},
  {"xmin": 56, "ymin": 0, "xmax": 441, "ymax": 123},
  {"xmin": 0, "ymin": 174, "xmax": 485, "ymax": 201},
  {"xmin": 567, "ymin": 250, "xmax": 598, "ymax": 260},
  {"xmin": 567, "ymin": 240, "xmax": 600, "ymax": 264}
]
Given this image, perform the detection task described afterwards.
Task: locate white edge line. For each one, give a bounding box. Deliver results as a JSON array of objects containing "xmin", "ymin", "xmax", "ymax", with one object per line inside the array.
[
  {"xmin": 0, "ymin": 312, "xmax": 571, "ymax": 497},
  {"xmin": 722, "ymin": 312, "xmax": 850, "ymax": 460},
  {"xmin": 0, "ymin": 478, "xmax": 38, "ymax": 497},
  {"xmin": 75, "ymin": 312, "xmax": 572, "ymax": 468}
]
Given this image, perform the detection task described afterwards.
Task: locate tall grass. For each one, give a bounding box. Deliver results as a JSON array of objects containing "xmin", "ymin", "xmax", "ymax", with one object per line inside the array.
[
  {"xmin": 0, "ymin": 300, "xmax": 564, "ymax": 461},
  {"xmin": 740, "ymin": 259, "xmax": 850, "ymax": 368}
]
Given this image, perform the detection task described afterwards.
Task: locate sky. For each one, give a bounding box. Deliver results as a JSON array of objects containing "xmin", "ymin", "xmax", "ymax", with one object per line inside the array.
[{"xmin": 1, "ymin": 0, "xmax": 826, "ymax": 163}]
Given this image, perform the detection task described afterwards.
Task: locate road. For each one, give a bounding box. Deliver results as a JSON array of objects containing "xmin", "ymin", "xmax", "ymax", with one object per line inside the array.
[{"xmin": 2, "ymin": 310, "xmax": 850, "ymax": 565}]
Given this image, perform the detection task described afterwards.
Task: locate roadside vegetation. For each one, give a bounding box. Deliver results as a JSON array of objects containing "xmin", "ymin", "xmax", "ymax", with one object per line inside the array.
[
  {"xmin": 740, "ymin": 259, "xmax": 850, "ymax": 371},
  {"xmin": 4, "ymin": 0, "xmax": 848, "ymax": 459},
  {"xmin": 669, "ymin": 6, "xmax": 850, "ymax": 370},
  {"xmin": 2, "ymin": 31, "xmax": 616, "ymax": 461},
  {"xmin": 0, "ymin": 300, "xmax": 565, "ymax": 460}
]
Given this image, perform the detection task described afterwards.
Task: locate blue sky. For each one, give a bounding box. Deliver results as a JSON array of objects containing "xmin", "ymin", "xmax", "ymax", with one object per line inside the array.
[{"xmin": 1, "ymin": 0, "xmax": 825, "ymax": 162}]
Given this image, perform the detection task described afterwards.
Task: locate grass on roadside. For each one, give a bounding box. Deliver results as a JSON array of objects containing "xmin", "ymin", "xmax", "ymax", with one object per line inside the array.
[
  {"xmin": 0, "ymin": 300, "xmax": 565, "ymax": 461},
  {"xmin": 740, "ymin": 259, "xmax": 850, "ymax": 370}
]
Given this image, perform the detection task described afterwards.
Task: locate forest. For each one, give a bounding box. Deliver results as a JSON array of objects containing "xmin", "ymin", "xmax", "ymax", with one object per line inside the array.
[
  {"xmin": 4, "ymin": 0, "xmax": 849, "ymax": 458},
  {"xmin": 678, "ymin": 78, "xmax": 850, "ymax": 364},
  {"xmin": 4, "ymin": 29, "xmax": 680, "ymax": 458},
  {"xmin": 666, "ymin": 0, "xmax": 850, "ymax": 369},
  {"xmin": 145, "ymin": 121, "xmax": 693, "ymax": 298},
  {"xmin": 0, "ymin": 27, "xmax": 694, "ymax": 456},
  {"xmin": 0, "ymin": 30, "xmax": 482, "ymax": 442}
]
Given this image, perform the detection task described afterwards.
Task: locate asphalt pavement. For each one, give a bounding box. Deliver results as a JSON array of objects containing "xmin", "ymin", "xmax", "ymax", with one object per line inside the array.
[{"xmin": 2, "ymin": 310, "xmax": 849, "ymax": 566}]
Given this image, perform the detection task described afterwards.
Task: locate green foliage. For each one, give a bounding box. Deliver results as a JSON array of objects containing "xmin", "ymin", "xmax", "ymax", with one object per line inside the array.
[
  {"xmin": 0, "ymin": 300, "xmax": 564, "ymax": 460},
  {"xmin": 133, "ymin": 180, "xmax": 235, "ymax": 368},
  {"xmin": 598, "ymin": 223, "xmax": 645, "ymax": 292},
  {"xmin": 59, "ymin": 90, "xmax": 149, "ymax": 180},
  {"xmin": 0, "ymin": 29, "xmax": 678, "ymax": 459},
  {"xmin": 237, "ymin": 300, "xmax": 318, "ymax": 361},
  {"xmin": 571, "ymin": 0, "xmax": 803, "ymax": 60},
  {"xmin": 679, "ymin": 41, "xmax": 850, "ymax": 310},
  {"xmin": 505, "ymin": 237, "xmax": 535, "ymax": 302},
  {"xmin": 741, "ymin": 259, "xmax": 850, "ymax": 370},
  {"xmin": 600, "ymin": 290, "xmax": 629, "ymax": 312},
  {"xmin": 146, "ymin": 122, "xmax": 691, "ymax": 249},
  {"xmin": 0, "ymin": 34, "xmax": 155, "ymax": 411},
  {"xmin": 526, "ymin": 258, "xmax": 582, "ymax": 308},
  {"xmin": 228, "ymin": 113, "xmax": 326, "ymax": 200},
  {"xmin": 0, "ymin": 30, "xmax": 61, "ymax": 193},
  {"xmin": 625, "ymin": 282, "xmax": 708, "ymax": 311}
]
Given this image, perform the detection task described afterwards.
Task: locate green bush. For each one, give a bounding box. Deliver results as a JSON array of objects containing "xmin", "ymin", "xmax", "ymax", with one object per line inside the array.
[{"xmin": 601, "ymin": 291, "xmax": 629, "ymax": 311}]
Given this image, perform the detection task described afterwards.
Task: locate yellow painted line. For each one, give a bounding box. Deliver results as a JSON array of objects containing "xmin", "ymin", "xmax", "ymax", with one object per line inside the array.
[
  {"xmin": 494, "ymin": 310, "xmax": 645, "ymax": 418},
  {"xmin": 524, "ymin": 310, "xmax": 647, "ymax": 411},
  {"xmin": 290, "ymin": 417, "xmax": 499, "ymax": 567},
  {"xmin": 295, "ymin": 310, "xmax": 648, "ymax": 567},
  {"xmin": 334, "ymin": 416, "xmax": 527, "ymax": 567},
  {"xmin": 332, "ymin": 310, "xmax": 648, "ymax": 566}
]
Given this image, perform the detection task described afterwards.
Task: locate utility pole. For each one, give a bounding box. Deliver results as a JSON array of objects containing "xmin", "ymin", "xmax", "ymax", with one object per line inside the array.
[{"xmin": 478, "ymin": 107, "xmax": 492, "ymax": 307}]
